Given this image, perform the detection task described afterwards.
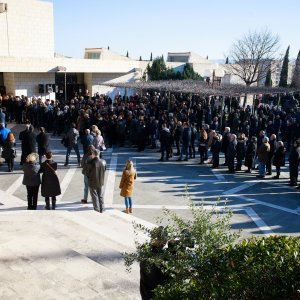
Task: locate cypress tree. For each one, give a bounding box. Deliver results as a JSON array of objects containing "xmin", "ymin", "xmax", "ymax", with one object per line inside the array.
[
  {"xmin": 265, "ymin": 69, "xmax": 272, "ymax": 87},
  {"xmin": 126, "ymin": 51, "xmax": 129, "ymax": 58},
  {"xmin": 150, "ymin": 52, "xmax": 153, "ymax": 61},
  {"xmin": 139, "ymin": 56, "xmax": 142, "ymax": 61},
  {"xmin": 108, "ymin": 46, "xmax": 110, "ymax": 50},
  {"xmin": 206, "ymin": 56, "xmax": 208, "ymax": 60},
  {"xmin": 291, "ymin": 50, "xmax": 300, "ymax": 89},
  {"xmin": 279, "ymin": 46, "xmax": 289, "ymax": 87},
  {"xmin": 225, "ymin": 57, "xmax": 229, "ymax": 64}
]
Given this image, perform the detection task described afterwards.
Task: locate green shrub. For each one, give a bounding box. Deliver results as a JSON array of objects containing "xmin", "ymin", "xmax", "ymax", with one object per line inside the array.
[{"xmin": 123, "ymin": 194, "xmax": 300, "ymax": 299}]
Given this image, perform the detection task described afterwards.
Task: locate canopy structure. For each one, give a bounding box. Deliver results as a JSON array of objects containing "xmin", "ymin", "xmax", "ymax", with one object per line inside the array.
[{"xmin": 102, "ymin": 80, "xmax": 296, "ymax": 97}]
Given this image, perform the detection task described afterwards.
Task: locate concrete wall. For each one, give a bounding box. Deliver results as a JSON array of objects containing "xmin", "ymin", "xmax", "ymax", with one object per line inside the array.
[
  {"xmin": 91, "ymin": 73, "xmax": 128, "ymax": 97},
  {"xmin": 3, "ymin": 73, "xmax": 15, "ymax": 95},
  {"xmin": 0, "ymin": 0, "xmax": 54, "ymax": 58},
  {"xmin": 4, "ymin": 72, "xmax": 55, "ymax": 99}
]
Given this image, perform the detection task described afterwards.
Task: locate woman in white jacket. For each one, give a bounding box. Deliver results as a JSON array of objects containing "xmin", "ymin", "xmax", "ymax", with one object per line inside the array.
[{"xmin": 93, "ymin": 129, "xmax": 106, "ymax": 157}]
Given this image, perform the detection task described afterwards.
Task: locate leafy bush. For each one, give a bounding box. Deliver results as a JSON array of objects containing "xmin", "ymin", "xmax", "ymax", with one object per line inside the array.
[
  {"xmin": 123, "ymin": 195, "xmax": 239, "ymax": 299},
  {"xmin": 123, "ymin": 196, "xmax": 300, "ymax": 299}
]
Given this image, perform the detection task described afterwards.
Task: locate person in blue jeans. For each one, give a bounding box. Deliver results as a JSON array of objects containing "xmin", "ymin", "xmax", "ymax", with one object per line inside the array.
[
  {"xmin": 119, "ymin": 160, "xmax": 137, "ymax": 214},
  {"xmin": 257, "ymin": 137, "xmax": 270, "ymax": 178},
  {"xmin": 177, "ymin": 122, "xmax": 191, "ymax": 161}
]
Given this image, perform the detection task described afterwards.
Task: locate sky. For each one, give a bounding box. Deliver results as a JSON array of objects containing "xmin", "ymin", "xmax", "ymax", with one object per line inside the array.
[{"xmin": 51, "ymin": 0, "xmax": 300, "ymax": 61}]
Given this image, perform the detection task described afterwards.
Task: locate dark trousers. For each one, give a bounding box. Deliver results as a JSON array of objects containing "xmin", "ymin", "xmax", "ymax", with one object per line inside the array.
[
  {"xmin": 289, "ymin": 165, "xmax": 299, "ymax": 185},
  {"xmin": 65, "ymin": 144, "xmax": 80, "ymax": 165},
  {"xmin": 26, "ymin": 185, "xmax": 40, "ymax": 210},
  {"xmin": 212, "ymin": 152, "xmax": 220, "ymax": 167},
  {"xmin": 266, "ymin": 156, "xmax": 273, "ymax": 174},
  {"xmin": 276, "ymin": 166, "xmax": 281, "ymax": 177},
  {"xmin": 45, "ymin": 197, "xmax": 57, "ymax": 210},
  {"xmin": 7, "ymin": 158, "xmax": 14, "ymax": 171}
]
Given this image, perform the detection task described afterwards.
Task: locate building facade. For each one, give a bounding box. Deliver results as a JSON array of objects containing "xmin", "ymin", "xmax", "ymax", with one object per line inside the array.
[{"xmin": 0, "ymin": 0, "xmax": 227, "ymax": 101}]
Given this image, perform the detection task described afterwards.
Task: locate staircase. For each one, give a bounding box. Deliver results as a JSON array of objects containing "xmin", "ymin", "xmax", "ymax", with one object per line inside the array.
[{"xmin": 0, "ymin": 208, "xmax": 155, "ymax": 299}]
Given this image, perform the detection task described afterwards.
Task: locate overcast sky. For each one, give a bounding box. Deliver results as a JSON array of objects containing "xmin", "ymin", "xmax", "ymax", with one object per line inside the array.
[{"xmin": 52, "ymin": 0, "xmax": 300, "ymax": 60}]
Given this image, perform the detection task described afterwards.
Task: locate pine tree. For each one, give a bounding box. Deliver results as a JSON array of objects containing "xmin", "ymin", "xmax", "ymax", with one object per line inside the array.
[
  {"xmin": 279, "ymin": 46, "xmax": 290, "ymax": 87},
  {"xmin": 291, "ymin": 50, "xmax": 300, "ymax": 89},
  {"xmin": 126, "ymin": 51, "xmax": 129, "ymax": 58},
  {"xmin": 150, "ymin": 52, "xmax": 153, "ymax": 61},
  {"xmin": 225, "ymin": 57, "xmax": 229, "ymax": 64},
  {"xmin": 139, "ymin": 56, "xmax": 142, "ymax": 61},
  {"xmin": 265, "ymin": 69, "xmax": 272, "ymax": 87},
  {"xmin": 182, "ymin": 63, "xmax": 203, "ymax": 80}
]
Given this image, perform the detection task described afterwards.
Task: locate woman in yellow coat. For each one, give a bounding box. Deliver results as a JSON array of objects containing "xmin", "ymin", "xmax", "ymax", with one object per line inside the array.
[{"xmin": 119, "ymin": 160, "xmax": 137, "ymax": 213}]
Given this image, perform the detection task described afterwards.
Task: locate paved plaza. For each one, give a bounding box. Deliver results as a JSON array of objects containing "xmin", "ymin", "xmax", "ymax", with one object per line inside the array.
[{"xmin": 0, "ymin": 124, "xmax": 300, "ymax": 299}]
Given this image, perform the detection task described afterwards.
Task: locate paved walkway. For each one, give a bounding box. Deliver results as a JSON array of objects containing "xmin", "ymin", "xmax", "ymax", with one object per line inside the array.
[{"xmin": 1, "ymin": 123, "xmax": 300, "ymax": 299}]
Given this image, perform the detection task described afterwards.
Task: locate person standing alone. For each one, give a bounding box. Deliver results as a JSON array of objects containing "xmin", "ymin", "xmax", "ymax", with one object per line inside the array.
[
  {"xmin": 86, "ymin": 149, "xmax": 106, "ymax": 213},
  {"xmin": 119, "ymin": 160, "xmax": 137, "ymax": 214}
]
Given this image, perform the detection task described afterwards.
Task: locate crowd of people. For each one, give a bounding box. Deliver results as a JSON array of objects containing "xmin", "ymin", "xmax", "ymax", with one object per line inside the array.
[{"xmin": 0, "ymin": 90, "xmax": 300, "ymax": 210}]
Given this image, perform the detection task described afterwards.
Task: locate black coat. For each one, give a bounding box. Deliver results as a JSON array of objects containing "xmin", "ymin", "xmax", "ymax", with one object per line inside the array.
[
  {"xmin": 273, "ymin": 146, "xmax": 285, "ymax": 167},
  {"xmin": 36, "ymin": 132, "xmax": 50, "ymax": 155},
  {"xmin": 1, "ymin": 140, "xmax": 16, "ymax": 159},
  {"xmin": 244, "ymin": 141, "xmax": 256, "ymax": 168},
  {"xmin": 227, "ymin": 140, "xmax": 237, "ymax": 160},
  {"xmin": 160, "ymin": 128, "xmax": 170, "ymax": 148},
  {"xmin": 221, "ymin": 132, "xmax": 230, "ymax": 153},
  {"xmin": 40, "ymin": 160, "xmax": 61, "ymax": 197},
  {"xmin": 236, "ymin": 139, "xmax": 246, "ymax": 161},
  {"xmin": 19, "ymin": 129, "xmax": 36, "ymax": 157}
]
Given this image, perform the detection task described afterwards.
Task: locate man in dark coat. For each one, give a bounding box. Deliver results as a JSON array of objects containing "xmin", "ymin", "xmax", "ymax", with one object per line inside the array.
[
  {"xmin": 211, "ymin": 133, "xmax": 222, "ymax": 168},
  {"xmin": 159, "ymin": 123, "xmax": 171, "ymax": 161},
  {"xmin": 174, "ymin": 121, "xmax": 183, "ymax": 156},
  {"xmin": 288, "ymin": 139, "xmax": 300, "ymax": 186},
  {"xmin": 272, "ymin": 141, "xmax": 285, "ymax": 179},
  {"xmin": 266, "ymin": 134, "xmax": 277, "ymax": 176},
  {"xmin": 227, "ymin": 134, "xmax": 237, "ymax": 173},
  {"xmin": 19, "ymin": 124, "xmax": 36, "ymax": 165},
  {"xmin": 221, "ymin": 127, "xmax": 230, "ymax": 166},
  {"xmin": 177, "ymin": 122, "xmax": 191, "ymax": 161},
  {"xmin": 236, "ymin": 133, "xmax": 246, "ymax": 171},
  {"xmin": 36, "ymin": 127, "xmax": 50, "ymax": 164},
  {"xmin": 86, "ymin": 149, "xmax": 106, "ymax": 213}
]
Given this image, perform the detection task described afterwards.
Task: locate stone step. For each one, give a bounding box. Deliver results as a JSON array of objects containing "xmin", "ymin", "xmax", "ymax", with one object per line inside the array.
[{"xmin": 0, "ymin": 211, "xmax": 142, "ymax": 299}]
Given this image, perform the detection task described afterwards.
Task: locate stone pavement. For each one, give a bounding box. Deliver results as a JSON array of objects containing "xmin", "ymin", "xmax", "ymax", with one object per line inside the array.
[
  {"xmin": 1, "ymin": 123, "xmax": 300, "ymax": 299},
  {"xmin": 0, "ymin": 200, "xmax": 155, "ymax": 299}
]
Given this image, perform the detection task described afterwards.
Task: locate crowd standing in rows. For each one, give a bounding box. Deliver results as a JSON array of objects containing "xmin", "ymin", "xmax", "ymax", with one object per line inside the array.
[{"xmin": 0, "ymin": 91, "xmax": 299, "ymax": 211}]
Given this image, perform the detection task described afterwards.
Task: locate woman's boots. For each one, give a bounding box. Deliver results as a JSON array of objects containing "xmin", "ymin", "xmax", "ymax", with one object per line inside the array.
[{"xmin": 124, "ymin": 208, "xmax": 133, "ymax": 214}]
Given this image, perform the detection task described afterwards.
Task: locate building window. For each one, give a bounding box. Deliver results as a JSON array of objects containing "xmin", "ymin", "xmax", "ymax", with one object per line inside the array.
[{"xmin": 87, "ymin": 52, "xmax": 100, "ymax": 59}]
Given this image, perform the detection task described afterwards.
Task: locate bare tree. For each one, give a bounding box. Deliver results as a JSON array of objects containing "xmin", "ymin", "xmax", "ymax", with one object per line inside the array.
[{"xmin": 227, "ymin": 29, "xmax": 280, "ymax": 86}]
